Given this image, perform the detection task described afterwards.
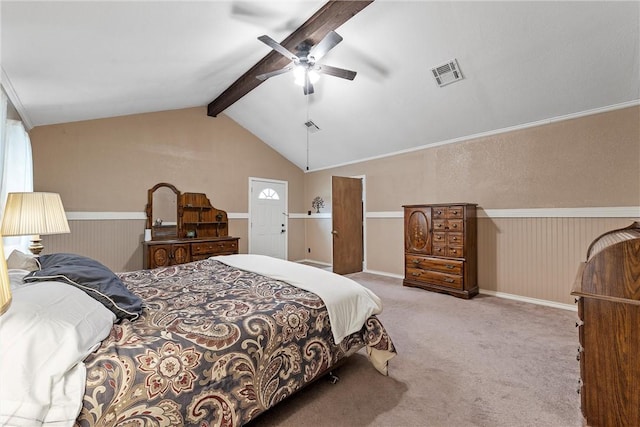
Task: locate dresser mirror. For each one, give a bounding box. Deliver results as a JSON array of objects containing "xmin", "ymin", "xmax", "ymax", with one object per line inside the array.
[{"xmin": 145, "ymin": 183, "xmax": 180, "ymax": 240}]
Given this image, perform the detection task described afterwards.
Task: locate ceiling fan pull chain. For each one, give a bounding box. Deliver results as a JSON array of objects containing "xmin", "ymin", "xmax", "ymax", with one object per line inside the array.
[{"xmin": 306, "ymin": 95, "xmax": 310, "ymax": 171}]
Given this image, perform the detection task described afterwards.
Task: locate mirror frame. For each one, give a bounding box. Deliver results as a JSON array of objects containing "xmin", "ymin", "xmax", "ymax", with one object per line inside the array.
[{"xmin": 145, "ymin": 182, "xmax": 180, "ymax": 240}]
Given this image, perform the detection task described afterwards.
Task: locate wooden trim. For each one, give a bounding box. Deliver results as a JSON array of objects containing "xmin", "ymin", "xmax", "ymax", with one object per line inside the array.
[
  {"xmin": 1, "ymin": 69, "xmax": 34, "ymax": 130},
  {"xmin": 366, "ymin": 207, "xmax": 640, "ymax": 219},
  {"xmin": 66, "ymin": 207, "xmax": 640, "ymax": 221},
  {"xmin": 479, "ymin": 289, "xmax": 578, "ymax": 311}
]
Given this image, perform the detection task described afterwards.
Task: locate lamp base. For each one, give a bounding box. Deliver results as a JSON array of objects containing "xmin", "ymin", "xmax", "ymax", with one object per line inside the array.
[{"xmin": 29, "ymin": 237, "xmax": 44, "ymax": 255}]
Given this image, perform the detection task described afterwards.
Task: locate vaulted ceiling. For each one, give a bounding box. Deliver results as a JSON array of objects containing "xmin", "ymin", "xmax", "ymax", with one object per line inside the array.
[{"xmin": 2, "ymin": 1, "xmax": 638, "ymax": 171}]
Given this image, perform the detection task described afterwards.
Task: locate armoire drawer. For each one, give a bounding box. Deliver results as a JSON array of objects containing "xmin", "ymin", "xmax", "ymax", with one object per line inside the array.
[
  {"xmin": 432, "ymin": 205, "xmax": 465, "ymax": 219},
  {"xmin": 433, "ymin": 219, "xmax": 464, "ymax": 231},
  {"xmin": 406, "ymin": 267, "xmax": 463, "ymax": 289},
  {"xmin": 406, "ymin": 255, "xmax": 463, "ymax": 275},
  {"xmin": 432, "ymin": 245, "xmax": 464, "ymax": 258}
]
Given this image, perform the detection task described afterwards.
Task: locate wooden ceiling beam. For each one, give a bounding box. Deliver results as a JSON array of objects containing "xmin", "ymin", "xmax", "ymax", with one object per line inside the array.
[{"xmin": 207, "ymin": 0, "xmax": 373, "ymax": 117}]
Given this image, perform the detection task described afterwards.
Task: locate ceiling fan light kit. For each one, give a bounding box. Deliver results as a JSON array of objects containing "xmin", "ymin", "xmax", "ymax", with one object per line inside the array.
[
  {"xmin": 256, "ymin": 30, "xmax": 357, "ymax": 95},
  {"xmin": 294, "ymin": 66, "xmax": 320, "ymax": 86}
]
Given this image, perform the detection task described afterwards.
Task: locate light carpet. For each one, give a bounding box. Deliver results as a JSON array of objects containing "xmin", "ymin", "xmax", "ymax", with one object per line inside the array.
[{"xmin": 247, "ymin": 272, "xmax": 582, "ymax": 427}]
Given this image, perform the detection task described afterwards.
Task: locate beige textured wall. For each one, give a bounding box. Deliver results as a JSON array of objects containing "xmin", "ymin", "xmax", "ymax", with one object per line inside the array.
[
  {"xmin": 304, "ymin": 106, "xmax": 640, "ymax": 304},
  {"xmin": 30, "ymin": 107, "xmax": 305, "ymax": 212},
  {"xmin": 306, "ymin": 106, "xmax": 639, "ymax": 211},
  {"xmin": 30, "ymin": 107, "xmax": 307, "ymax": 269}
]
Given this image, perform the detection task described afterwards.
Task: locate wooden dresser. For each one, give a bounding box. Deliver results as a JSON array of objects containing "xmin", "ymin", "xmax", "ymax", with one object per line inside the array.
[
  {"xmin": 143, "ymin": 185, "xmax": 239, "ymax": 269},
  {"xmin": 571, "ymin": 222, "xmax": 640, "ymax": 427},
  {"xmin": 403, "ymin": 203, "xmax": 478, "ymax": 299},
  {"xmin": 143, "ymin": 236, "xmax": 239, "ymax": 269}
]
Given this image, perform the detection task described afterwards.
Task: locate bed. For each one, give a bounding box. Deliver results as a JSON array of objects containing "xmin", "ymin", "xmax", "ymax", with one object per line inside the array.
[{"xmin": 0, "ymin": 252, "xmax": 396, "ymax": 426}]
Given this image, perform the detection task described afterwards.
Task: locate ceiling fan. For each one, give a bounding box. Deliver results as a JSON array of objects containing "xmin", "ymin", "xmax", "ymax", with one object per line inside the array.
[
  {"xmin": 255, "ymin": 30, "xmax": 356, "ymax": 95},
  {"xmin": 207, "ymin": 1, "xmax": 373, "ymax": 117}
]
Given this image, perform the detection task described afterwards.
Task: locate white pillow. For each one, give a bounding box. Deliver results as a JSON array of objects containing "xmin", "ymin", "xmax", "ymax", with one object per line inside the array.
[
  {"xmin": 0, "ymin": 281, "xmax": 116, "ymax": 426},
  {"xmin": 6, "ymin": 250, "xmax": 38, "ymax": 271}
]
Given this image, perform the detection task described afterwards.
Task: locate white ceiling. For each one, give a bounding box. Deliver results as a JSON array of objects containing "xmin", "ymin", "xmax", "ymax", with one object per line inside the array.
[{"xmin": 2, "ymin": 1, "xmax": 639, "ymax": 171}]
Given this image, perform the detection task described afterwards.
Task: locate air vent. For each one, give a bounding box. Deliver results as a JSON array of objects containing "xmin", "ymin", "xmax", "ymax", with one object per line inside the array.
[
  {"xmin": 304, "ymin": 120, "xmax": 320, "ymax": 133},
  {"xmin": 431, "ymin": 59, "xmax": 464, "ymax": 87}
]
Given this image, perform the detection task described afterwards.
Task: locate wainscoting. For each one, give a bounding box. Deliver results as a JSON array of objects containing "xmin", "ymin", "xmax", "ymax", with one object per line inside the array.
[
  {"xmin": 42, "ymin": 219, "xmax": 146, "ymax": 272},
  {"xmin": 41, "ymin": 209, "xmax": 638, "ymax": 307},
  {"xmin": 476, "ymin": 216, "xmax": 634, "ymax": 305},
  {"xmin": 41, "ymin": 217, "xmax": 250, "ymax": 272}
]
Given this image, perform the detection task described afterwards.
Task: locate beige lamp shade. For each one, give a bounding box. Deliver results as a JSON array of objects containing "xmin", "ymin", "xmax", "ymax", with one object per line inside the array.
[
  {"xmin": 0, "ymin": 234, "xmax": 11, "ymax": 315},
  {"xmin": 1, "ymin": 192, "xmax": 70, "ymax": 255}
]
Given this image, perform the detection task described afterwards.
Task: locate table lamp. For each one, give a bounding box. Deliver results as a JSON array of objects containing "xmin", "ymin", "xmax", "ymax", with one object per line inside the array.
[{"xmin": 1, "ymin": 192, "xmax": 70, "ymax": 255}]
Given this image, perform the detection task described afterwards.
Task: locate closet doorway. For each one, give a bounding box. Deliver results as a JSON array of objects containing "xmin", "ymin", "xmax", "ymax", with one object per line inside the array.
[{"xmin": 249, "ymin": 177, "xmax": 288, "ymax": 259}]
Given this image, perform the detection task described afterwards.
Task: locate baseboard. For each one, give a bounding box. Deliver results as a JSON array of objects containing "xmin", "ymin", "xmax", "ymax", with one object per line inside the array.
[
  {"xmin": 363, "ymin": 269, "xmax": 404, "ymax": 279},
  {"xmin": 479, "ymin": 289, "xmax": 577, "ymax": 311},
  {"xmin": 295, "ymin": 258, "xmax": 332, "ymax": 267}
]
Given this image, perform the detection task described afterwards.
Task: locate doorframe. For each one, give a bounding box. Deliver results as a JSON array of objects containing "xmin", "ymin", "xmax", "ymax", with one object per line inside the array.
[
  {"xmin": 248, "ymin": 177, "xmax": 289, "ymax": 258},
  {"xmin": 331, "ymin": 174, "xmax": 366, "ymax": 271},
  {"xmin": 356, "ymin": 174, "xmax": 367, "ymax": 271}
]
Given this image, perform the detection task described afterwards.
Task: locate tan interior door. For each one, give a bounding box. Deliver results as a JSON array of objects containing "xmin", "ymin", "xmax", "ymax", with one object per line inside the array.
[{"xmin": 332, "ymin": 176, "xmax": 363, "ymax": 275}]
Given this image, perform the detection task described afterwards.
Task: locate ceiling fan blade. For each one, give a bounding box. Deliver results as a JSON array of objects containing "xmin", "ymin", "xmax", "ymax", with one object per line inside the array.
[
  {"xmin": 257, "ymin": 35, "xmax": 298, "ymax": 61},
  {"xmin": 256, "ymin": 65, "xmax": 294, "ymax": 81},
  {"xmin": 309, "ymin": 30, "xmax": 343, "ymax": 61},
  {"xmin": 315, "ymin": 64, "xmax": 357, "ymax": 80}
]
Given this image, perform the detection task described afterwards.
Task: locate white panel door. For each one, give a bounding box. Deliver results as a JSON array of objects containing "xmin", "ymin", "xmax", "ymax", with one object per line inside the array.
[{"xmin": 249, "ymin": 178, "xmax": 287, "ymax": 259}]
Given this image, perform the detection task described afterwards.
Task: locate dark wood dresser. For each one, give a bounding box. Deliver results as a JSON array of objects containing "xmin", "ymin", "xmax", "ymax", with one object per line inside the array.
[
  {"xmin": 571, "ymin": 221, "xmax": 640, "ymax": 427},
  {"xmin": 403, "ymin": 203, "xmax": 478, "ymax": 299},
  {"xmin": 143, "ymin": 185, "xmax": 239, "ymax": 269},
  {"xmin": 143, "ymin": 236, "xmax": 239, "ymax": 269}
]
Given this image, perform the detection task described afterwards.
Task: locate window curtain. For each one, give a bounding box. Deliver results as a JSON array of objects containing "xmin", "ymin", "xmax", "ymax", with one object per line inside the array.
[{"xmin": 0, "ymin": 91, "xmax": 34, "ymax": 255}]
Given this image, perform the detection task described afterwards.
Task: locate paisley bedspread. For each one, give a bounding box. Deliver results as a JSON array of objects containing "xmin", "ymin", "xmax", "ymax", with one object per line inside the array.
[{"xmin": 75, "ymin": 258, "xmax": 396, "ymax": 427}]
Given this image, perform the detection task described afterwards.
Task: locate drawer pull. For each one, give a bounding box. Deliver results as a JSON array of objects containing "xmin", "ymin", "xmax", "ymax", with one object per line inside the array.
[
  {"xmin": 444, "ymin": 278, "xmax": 455, "ymax": 283},
  {"xmin": 445, "ymin": 264, "xmax": 455, "ymax": 269},
  {"xmin": 450, "ymin": 249, "xmax": 458, "ymax": 254},
  {"xmin": 452, "ymin": 223, "xmax": 458, "ymax": 228},
  {"xmin": 451, "ymin": 236, "xmax": 458, "ymax": 241},
  {"xmin": 451, "ymin": 210, "xmax": 458, "ymax": 215},
  {"xmin": 411, "ymin": 272, "xmax": 421, "ymax": 277},
  {"xmin": 412, "ymin": 259, "xmax": 420, "ymax": 264}
]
